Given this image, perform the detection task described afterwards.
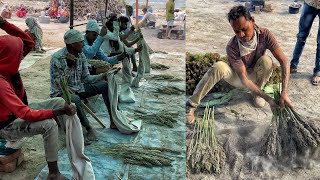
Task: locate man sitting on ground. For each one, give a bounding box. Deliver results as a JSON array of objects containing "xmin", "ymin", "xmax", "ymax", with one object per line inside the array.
[
  {"xmin": 83, "ymin": 19, "xmax": 126, "ymax": 75},
  {"xmin": 186, "ymin": 5, "xmax": 294, "ymax": 124},
  {"xmin": 138, "ymin": 7, "xmax": 156, "ymax": 29},
  {"xmin": 0, "ymin": 17, "xmax": 75, "ymax": 180},
  {"xmin": 50, "ymin": 29, "xmax": 116, "ymax": 144}
]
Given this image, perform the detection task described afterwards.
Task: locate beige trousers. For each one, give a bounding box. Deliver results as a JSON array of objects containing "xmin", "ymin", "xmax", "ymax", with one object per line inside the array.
[
  {"xmin": 0, "ymin": 97, "xmax": 66, "ymax": 162},
  {"xmin": 188, "ymin": 55, "xmax": 273, "ymax": 107}
]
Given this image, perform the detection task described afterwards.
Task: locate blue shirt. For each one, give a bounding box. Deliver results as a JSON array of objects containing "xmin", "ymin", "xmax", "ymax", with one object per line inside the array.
[{"xmin": 83, "ymin": 35, "xmax": 118, "ymax": 65}]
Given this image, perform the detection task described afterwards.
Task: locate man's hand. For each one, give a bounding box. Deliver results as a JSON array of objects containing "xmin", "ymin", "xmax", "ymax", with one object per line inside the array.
[
  {"xmin": 280, "ymin": 92, "xmax": 294, "ymax": 109},
  {"xmin": 54, "ymin": 103, "xmax": 76, "ymax": 117},
  {"xmin": 266, "ymin": 97, "xmax": 279, "ymax": 109},
  {"xmin": 63, "ymin": 103, "xmax": 76, "ymax": 116},
  {"xmin": 0, "ymin": 16, "xmax": 6, "ymax": 27},
  {"xmin": 117, "ymin": 52, "xmax": 127, "ymax": 60},
  {"xmin": 135, "ymin": 45, "xmax": 143, "ymax": 52},
  {"xmin": 66, "ymin": 53, "xmax": 76, "ymax": 61},
  {"xmin": 100, "ymin": 26, "xmax": 108, "ymax": 36},
  {"xmin": 130, "ymin": 25, "xmax": 135, "ymax": 32}
]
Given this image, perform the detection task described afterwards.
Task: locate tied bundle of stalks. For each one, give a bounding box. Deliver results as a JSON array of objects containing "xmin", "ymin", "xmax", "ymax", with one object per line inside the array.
[
  {"xmin": 187, "ymin": 105, "xmax": 226, "ymax": 174},
  {"xmin": 135, "ymin": 111, "xmax": 179, "ymax": 128},
  {"xmin": 148, "ymin": 74, "xmax": 183, "ymax": 81},
  {"xmin": 88, "ymin": 60, "xmax": 112, "ymax": 74},
  {"xmin": 96, "ymin": 144, "xmax": 177, "ymax": 167},
  {"xmin": 151, "ymin": 63, "xmax": 170, "ymax": 70},
  {"xmin": 186, "ymin": 52, "xmax": 232, "ymax": 95},
  {"xmin": 155, "ymin": 86, "xmax": 185, "ymax": 95},
  {"xmin": 57, "ymin": 72, "xmax": 72, "ymax": 105},
  {"xmin": 260, "ymin": 85, "xmax": 320, "ymax": 161}
]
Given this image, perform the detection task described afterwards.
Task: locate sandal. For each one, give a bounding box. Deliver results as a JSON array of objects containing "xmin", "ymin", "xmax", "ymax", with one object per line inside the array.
[
  {"xmin": 290, "ymin": 67, "xmax": 297, "ymax": 73},
  {"xmin": 311, "ymin": 75, "xmax": 320, "ymax": 86}
]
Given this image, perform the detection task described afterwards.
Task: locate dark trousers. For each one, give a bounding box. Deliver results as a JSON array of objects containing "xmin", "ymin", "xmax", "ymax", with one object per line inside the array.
[
  {"xmin": 71, "ymin": 81, "xmax": 112, "ymax": 128},
  {"xmin": 291, "ymin": 2, "xmax": 320, "ymax": 75}
]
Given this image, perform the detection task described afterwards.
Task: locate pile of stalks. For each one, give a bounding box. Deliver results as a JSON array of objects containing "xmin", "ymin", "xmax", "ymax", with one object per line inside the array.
[
  {"xmin": 155, "ymin": 86, "xmax": 185, "ymax": 95},
  {"xmin": 187, "ymin": 105, "xmax": 226, "ymax": 174},
  {"xmin": 88, "ymin": 60, "xmax": 112, "ymax": 69},
  {"xmin": 135, "ymin": 111, "xmax": 179, "ymax": 128},
  {"xmin": 148, "ymin": 74, "xmax": 183, "ymax": 81},
  {"xmin": 151, "ymin": 63, "xmax": 170, "ymax": 70},
  {"xmin": 186, "ymin": 52, "xmax": 231, "ymax": 95},
  {"xmin": 260, "ymin": 85, "xmax": 320, "ymax": 161},
  {"xmin": 96, "ymin": 144, "xmax": 177, "ymax": 167},
  {"xmin": 269, "ymin": 65, "xmax": 282, "ymax": 85}
]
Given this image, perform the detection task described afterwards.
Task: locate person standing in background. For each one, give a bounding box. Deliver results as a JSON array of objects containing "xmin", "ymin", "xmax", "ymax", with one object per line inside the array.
[
  {"xmin": 166, "ymin": 0, "xmax": 175, "ymax": 39},
  {"xmin": 290, "ymin": 0, "xmax": 320, "ymax": 85}
]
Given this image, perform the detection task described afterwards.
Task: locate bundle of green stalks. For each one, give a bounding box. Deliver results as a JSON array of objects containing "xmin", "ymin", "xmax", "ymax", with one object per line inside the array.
[
  {"xmin": 135, "ymin": 111, "xmax": 179, "ymax": 128},
  {"xmin": 187, "ymin": 105, "xmax": 226, "ymax": 174},
  {"xmin": 148, "ymin": 74, "xmax": 183, "ymax": 81},
  {"xmin": 57, "ymin": 74, "xmax": 72, "ymax": 104},
  {"xmin": 260, "ymin": 85, "xmax": 320, "ymax": 160},
  {"xmin": 186, "ymin": 52, "xmax": 230, "ymax": 95},
  {"xmin": 151, "ymin": 63, "xmax": 170, "ymax": 70},
  {"xmin": 96, "ymin": 144, "xmax": 176, "ymax": 167},
  {"xmin": 155, "ymin": 86, "xmax": 185, "ymax": 95}
]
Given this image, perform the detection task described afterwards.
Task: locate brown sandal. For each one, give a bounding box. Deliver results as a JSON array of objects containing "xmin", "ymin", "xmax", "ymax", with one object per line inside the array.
[{"xmin": 311, "ymin": 75, "xmax": 320, "ymax": 86}]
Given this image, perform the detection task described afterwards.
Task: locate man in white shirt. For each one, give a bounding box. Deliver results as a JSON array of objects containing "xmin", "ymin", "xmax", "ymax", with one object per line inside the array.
[{"xmin": 138, "ymin": 8, "xmax": 156, "ymax": 28}]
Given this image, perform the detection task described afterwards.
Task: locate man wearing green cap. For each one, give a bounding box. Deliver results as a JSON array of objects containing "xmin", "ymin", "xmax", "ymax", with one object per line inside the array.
[
  {"xmin": 83, "ymin": 19, "xmax": 127, "ymax": 74},
  {"xmin": 50, "ymin": 29, "xmax": 116, "ymax": 144}
]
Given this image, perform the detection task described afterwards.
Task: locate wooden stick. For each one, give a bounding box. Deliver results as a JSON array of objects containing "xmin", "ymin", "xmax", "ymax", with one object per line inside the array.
[
  {"xmin": 69, "ymin": 22, "xmax": 88, "ymax": 28},
  {"xmin": 70, "ymin": 0, "xmax": 74, "ymax": 29},
  {"xmin": 136, "ymin": 0, "xmax": 139, "ymax": 26},
  {"xmin": 81, "ymin": 101, "xmax": 106, "ymax": 128}
]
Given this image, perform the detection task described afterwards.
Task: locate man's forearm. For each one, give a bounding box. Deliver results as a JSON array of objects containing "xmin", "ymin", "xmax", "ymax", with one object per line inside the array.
[
  {"xmin": 1, "ymin": 21, "xmax": 35, "ymax": 56},
  {"xmin": 272, "ymin": 48, "xmax": 290, "ymax": 94},
  {"xmin": 280, "ymin": 59, "xmax": 290, "ymax": 94},
  {"xmin": 120, "ymin": 30, "xmax": 133, "ymax": 40}
]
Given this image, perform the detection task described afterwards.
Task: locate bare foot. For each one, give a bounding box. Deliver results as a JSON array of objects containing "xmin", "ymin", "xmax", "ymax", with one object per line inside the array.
[{"xmin": 47, "ymin": 173, "xmax": 69, "ymax": 180}]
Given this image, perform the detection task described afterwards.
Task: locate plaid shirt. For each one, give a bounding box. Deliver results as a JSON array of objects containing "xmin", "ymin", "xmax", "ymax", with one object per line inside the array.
[{"xmin": 50, "ymin": 47, "xmax": 103, "ymax": 97}]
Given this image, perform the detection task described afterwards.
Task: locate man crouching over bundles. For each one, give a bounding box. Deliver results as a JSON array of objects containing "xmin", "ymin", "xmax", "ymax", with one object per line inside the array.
[
  {"xmin": 0, "ymin": 17, "xmax": 75, "ymax": 180},
  {"xmin": 186, "ymin": 5, "xmax": 294, "ymax": 124}
]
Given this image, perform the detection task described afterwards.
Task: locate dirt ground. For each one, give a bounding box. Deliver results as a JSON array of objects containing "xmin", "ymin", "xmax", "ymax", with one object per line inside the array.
[
  {"xmin": 186, "ymin": 0, "xmax": 320, "ymax": 179},
  {"xmin": 0, "ymin": 3, "xmax": 185, "ymax": 180}
]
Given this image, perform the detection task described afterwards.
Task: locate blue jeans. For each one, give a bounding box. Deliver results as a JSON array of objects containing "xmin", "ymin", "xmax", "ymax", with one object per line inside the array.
[{"xmin": 291, "ymin": 3, "xmax": 320, "ymax": 75}]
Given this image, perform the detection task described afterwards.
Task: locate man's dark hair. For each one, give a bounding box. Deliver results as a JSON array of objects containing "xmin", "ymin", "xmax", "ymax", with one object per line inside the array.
[
  {"xmin": 126, "ymin": 5, "xmax": 133, "ymax": 10},
  {"xmin": 106, "ymin": 14, "xmax": 117, "ymax": 31},
  {"xmin": 227, "ymin": 5, "xmax": 252, "ymax": 22},
  {"xmin": 142, "ymin": 7, "xmax": 147, "ymax": 12},
  {"xmin": 118, "ymin": 16, "xmax": 129, "ymax": 23}
]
